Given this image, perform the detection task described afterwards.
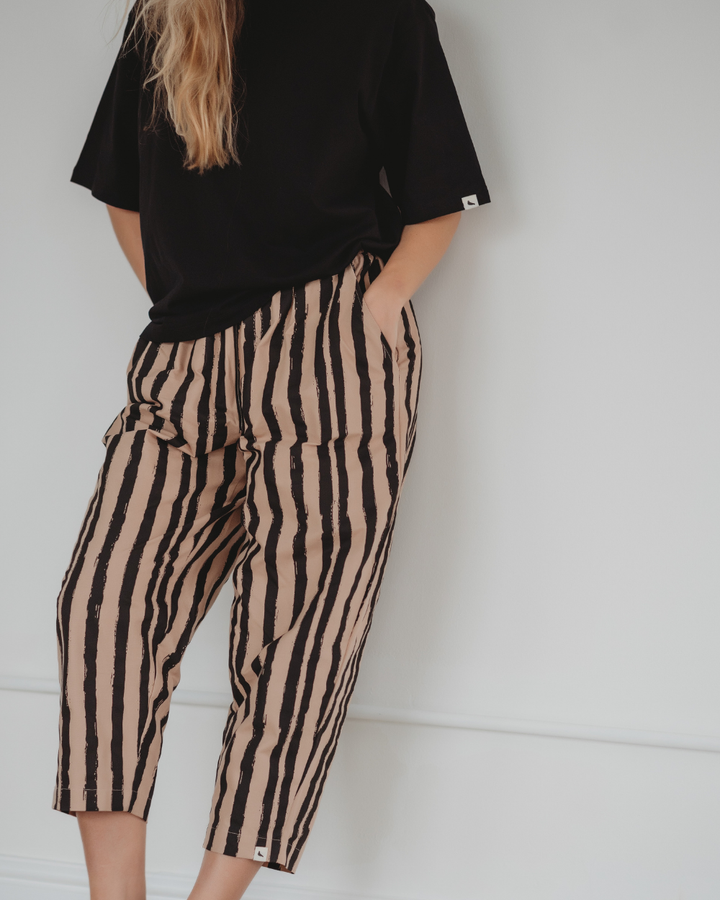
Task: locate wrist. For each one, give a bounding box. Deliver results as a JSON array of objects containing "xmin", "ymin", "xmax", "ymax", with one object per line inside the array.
[{"xmin": 363, "ymin": 275, "xmax": 409, "ymax": 309}]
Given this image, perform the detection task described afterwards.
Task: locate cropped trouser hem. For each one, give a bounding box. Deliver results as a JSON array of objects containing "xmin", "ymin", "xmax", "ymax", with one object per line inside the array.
[
  {"xmin": 52, "ymin": 788, "xmax": 146, "ymax": 821},
  {"xmin": 204, "ymin": 833, "xmax": 295, "ymax": 873}
]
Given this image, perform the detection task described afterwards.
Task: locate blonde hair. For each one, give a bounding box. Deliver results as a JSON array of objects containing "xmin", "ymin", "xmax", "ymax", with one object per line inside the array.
[{"xmin": 124, "ymin": 0, "xmax": 245, "ymax": 172}]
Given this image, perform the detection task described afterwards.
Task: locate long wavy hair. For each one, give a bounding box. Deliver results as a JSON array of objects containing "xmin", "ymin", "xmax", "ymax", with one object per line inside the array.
[{"xmin": 123, "ymin": 0, "xmax": 246, "ymax": 172}]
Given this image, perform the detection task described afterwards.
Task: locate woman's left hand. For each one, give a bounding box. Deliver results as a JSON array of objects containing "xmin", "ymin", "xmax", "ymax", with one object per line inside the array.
[{"xmin": 362, "ymin": 282, "xmax": 408, "ymax": 347}]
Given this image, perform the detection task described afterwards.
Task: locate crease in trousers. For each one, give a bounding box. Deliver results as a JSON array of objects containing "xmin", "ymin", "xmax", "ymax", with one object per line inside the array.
[{"xmin": 52, "ymin": 250, "xmax": 422, "ymax": 873}]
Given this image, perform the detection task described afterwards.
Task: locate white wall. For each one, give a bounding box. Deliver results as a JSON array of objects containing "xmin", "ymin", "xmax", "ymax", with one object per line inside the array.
[{"xmin": 2, "ymin": 0, "xmax": 720, "ymax": 898}]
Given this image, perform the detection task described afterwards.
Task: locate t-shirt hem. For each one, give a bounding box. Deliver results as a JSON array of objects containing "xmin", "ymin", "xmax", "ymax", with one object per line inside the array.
[
  {"xmin": 139, "ymin": 291, "xmax": 276, "ymax": 344},
  {"xmin": 138, "ymin": 244, "xmax": 393, "ymax": 344}
]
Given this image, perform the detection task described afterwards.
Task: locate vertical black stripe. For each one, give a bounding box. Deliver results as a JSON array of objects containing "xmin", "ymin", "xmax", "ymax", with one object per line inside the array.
[
  {"xmin": 222, "ymin": 640, "xmax": 280, "ymax": 855},
  {"xmin": 287, "ymin": 285, "xmax": 309, "ymax": 622},
  {"xmin": 126, "ymin": 338, "xmax": 158, "ymax": 433},
  {"xmin": 148, "ymin": 343, "xmax": 180, "ymax": 434},
  {"xmin": 165, "ymin": 340, "xmax": 198, "ymax": 449},
  {"xmin": 136, "ymin": 449, "xmax": 192, "ymax": 752},
  {"xmin": 83, "ymin": 430, "xmax": 147, "ymax": 800},
  {"xmin": 213, "ymin": 328, "xmax": 229, "ymax": 450},
  {"xmin": 206, "ymin": 706, "xmax": 239, "ymax": 848},
  {"xmin": 55, "ymin": 438, "xmax": 121, "ymax": 806},
  {"xmin": 379, "ymin": 336, "xmax": 400, "ymax": 500},
  {"xmin": 194, "ymin": 336, "xmax": 217, "ymax": 457},
  {"xmin": 258, "ymin": 294, "xmax": 289, "ymax": 645},
  {"xmin": 110, "ymin": 433, "xmax": 170, "ymax": 805}
]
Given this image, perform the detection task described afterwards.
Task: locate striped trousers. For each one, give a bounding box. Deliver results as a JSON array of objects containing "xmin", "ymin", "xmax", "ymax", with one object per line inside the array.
[{"xmin": 52, "ymin": 251, "xmax": 422, "ymax": 873}]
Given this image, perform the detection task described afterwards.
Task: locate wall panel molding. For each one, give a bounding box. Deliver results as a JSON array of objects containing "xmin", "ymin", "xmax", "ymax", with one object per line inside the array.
[
  {"xmin": 2, "ymin": 674, "xmax": 719, "ymax": 755},
  {"xmin": 0, "ymin": 854, "xmax": 395, "ymax": 900}
]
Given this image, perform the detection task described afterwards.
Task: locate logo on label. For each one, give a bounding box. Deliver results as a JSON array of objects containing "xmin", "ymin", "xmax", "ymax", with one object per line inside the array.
[
  {"xmin": 462, "ymin": 194, "xmax": 480, "ymax": 209},
  {"xmin": 253, "ymin": 847, "xmax": 268, "ymax": 862}
]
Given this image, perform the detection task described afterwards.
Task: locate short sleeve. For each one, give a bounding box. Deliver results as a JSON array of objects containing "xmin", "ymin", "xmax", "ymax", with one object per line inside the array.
[
  {"xmin": 377, "ymin": 0, "xmax": 490, "ymax": 224},
  {"xmin": 70, "ymin": 5, "xmax": 144, "ymax": 211}
]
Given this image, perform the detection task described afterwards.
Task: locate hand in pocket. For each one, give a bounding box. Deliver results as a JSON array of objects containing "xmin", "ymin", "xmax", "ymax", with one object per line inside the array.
[{"xmin": 362, "ymin": 283, "xmax": 408, "ymax": 348}]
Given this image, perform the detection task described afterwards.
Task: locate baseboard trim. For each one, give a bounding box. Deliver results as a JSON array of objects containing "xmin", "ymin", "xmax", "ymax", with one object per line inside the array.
[
  {"xmin": 2, "ymin": 674, "xmax": 720, "ymax": 755},
  {"xmin": 0, "ymin": 854, "xmax": 398, "ymax": 900}
]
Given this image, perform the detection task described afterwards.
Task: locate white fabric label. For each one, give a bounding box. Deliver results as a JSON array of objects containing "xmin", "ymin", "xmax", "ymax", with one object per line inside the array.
[
  {"xmin": 253, "ymin": 846, "xmax": 268, "ymax": 861},
  {"xmin": 462, "ymin": 194, "xmax": 480, "ymax": 209}
]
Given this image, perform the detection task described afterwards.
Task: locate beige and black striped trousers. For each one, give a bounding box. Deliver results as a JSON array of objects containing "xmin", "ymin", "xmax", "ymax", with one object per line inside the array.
[{"xmin": 52, "ymin": 251, "xmax": 421, "ymax": 873}]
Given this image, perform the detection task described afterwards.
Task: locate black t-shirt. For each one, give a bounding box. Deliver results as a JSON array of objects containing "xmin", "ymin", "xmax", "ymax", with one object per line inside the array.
[{"xmin": 72, "ymin": 0, "xmax": 490, "ymax": 342}]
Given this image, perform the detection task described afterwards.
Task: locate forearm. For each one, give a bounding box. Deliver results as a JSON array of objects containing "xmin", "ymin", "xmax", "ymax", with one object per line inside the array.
[
  {"xmin": 362, "ymin": 211, "xmax": 462, "ymax": 343},
  {"xmin": 106, "ymin": 204, "xmax": 147, "ymax": 290},
  {"xmin": 368, "ymin": 211, "xmax": 462, "ymax": 303}
]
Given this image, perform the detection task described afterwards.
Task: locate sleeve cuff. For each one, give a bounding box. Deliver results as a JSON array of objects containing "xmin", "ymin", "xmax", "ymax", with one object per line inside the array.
[
  {"xmin": 70, "ymin": 172, "xmax": 140, "ymax": 213},
  {"xmin": 400, "ymin": 187, "xmax": 491, "ymax": 225}
]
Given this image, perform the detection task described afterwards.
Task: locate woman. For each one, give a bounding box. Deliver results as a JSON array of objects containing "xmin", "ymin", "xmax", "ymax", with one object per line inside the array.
[{"xmin": 53, "ymin": 0, "xmax": 489, "ymax": 897}]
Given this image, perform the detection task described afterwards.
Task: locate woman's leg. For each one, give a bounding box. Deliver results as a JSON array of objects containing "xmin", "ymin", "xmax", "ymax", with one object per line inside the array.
[
  {"xmin": 201, "ymin": 255, "xmax": 422, "ymax": 874},
  {"xmin": 188, "ymin": 851, "xmax": 262, "ymax": 900},
  {"xmin": 76, "ymin": 811, "xmax": 146, "ymax": 900},
  {"xmin": 53, "ymin": 334, "xmax": 247, "ymax": 886}
]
